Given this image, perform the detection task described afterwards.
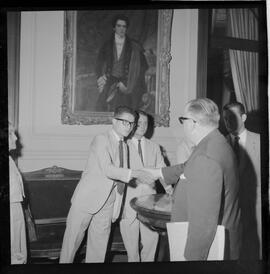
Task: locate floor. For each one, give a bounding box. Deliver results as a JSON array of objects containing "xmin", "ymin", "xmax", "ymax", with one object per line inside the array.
[
  {"xmin": 30, "ymin": 252, "xmax": 128, "ymax": 264},
  {"xmin": 29, "ymin": 222, "xmax": 128, "ymax": 264}
]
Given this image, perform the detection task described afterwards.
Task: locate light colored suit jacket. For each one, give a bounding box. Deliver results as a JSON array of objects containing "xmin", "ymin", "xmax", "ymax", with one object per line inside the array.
[
  {"xmin": 71, "ymin": 130, "xmax": 130, "ymax": 214},
  {"xmin": 123, "ymin": 137, "xmax": 166, "ymax": 223},
  {"xmin": 227, "ymin": 130, "xmax": 261, "ymax": 258}
]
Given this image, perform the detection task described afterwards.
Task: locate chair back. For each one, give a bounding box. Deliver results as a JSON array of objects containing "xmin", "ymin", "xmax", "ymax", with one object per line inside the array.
[{"xmin": 166, "ymin": 222, "xmax": 225, "ymax": 261}]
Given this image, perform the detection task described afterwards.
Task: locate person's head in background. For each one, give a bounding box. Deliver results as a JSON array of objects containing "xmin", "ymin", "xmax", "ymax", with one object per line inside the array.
[
  {"xmin": 112, "ymin": 14, "xmax": 129, "ymax": 39},
  {"xmin": 9, "ymin": 121, "xmax": 17, "ymax": 152},
  {"xmin": 112, "ymin": 106, "xmax": 136, "ymax": 139},
  {"xmin": 134, "ymin": 110, "xmax": 149, "ymax": 140},
  {"xmin": 179, "ymin": 98, "xmax": 220, "ymax": 145},
  {"xmin": 223, "ymin": 102, "xmax": 247, "ymax": 136}
]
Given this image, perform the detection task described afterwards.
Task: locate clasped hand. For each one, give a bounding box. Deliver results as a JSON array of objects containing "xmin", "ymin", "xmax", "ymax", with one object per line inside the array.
[{"xmin": 131, "ymin": 168, "xmax": 161, "ymax": 185}]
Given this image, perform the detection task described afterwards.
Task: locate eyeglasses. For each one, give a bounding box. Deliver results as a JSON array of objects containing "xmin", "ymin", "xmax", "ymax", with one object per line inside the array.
[
  {"xmin": 178, "ymin": 116, "xmax": 197, "ymax": 124},
  {"xmin": 115, "ymin": 118, "xmax": 135, "ymax": 128}
]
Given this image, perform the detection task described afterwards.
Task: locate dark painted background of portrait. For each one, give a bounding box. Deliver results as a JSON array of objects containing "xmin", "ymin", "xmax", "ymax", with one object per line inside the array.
[{"xmin": 74, "ymin": 10, "xmax": 158, "ymax": 113}]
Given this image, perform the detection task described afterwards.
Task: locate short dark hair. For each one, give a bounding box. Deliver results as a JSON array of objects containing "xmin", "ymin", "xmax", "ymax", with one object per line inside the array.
[
  {"xmin": 112, "ymin": 14, "xmax": 129, "ymax": 28},
  {"xmin": 114, "ymin": 106, "xmax": 135, "ymax": 118},
  {"xmin": 223, "ymin": 102, "xmax": 246, "ymax": 115},
  {"xmin": 136, "ymin": 110, "xmax": 149, "ymax": 120}
]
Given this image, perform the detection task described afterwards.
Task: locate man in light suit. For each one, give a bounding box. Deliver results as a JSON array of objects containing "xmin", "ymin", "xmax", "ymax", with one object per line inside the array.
[
  {"xmin": 223, "ymin": 102, "xmax": 261, "ymax": 259},
  {"xmin": 147, "ymin": 98, "xmax": 242, "ymax": 260},
  {"xmin": 118, "ymin": 110, "xmax": 172, "ymax": 262},
  {"xmin": 60, "ymin": 106, "xmax": 155, "ymax": 263}
]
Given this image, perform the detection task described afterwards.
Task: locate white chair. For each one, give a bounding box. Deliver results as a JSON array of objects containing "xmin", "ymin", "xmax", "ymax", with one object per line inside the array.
[{"xmin": 166, "ymin": 222, "xmax": 225, "ymax": 261}]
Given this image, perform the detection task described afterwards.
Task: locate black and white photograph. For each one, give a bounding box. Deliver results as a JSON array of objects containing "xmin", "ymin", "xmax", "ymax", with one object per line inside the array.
[
  {"xmin": 1, "ymin": 1, "xmax": 269, "ymax": 274},
  {"xmin": 62, "ymin": 10, "xmax": 172, "ymax": 125}
]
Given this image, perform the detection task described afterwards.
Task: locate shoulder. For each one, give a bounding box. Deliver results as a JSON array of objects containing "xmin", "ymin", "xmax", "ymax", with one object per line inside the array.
[
  {"xmin": 246, "ymin": 130, "xmax": 260, "ymax": 150},
  {"xmin": 199, "ymin": 131, "xmax": 230, "ymax": 160},
  {"xmin": 144, "ymin": 137, "xmax": 160, "ymax": 150},
  {"xmin": 247, "ymin": 130, "xmax": 260, "ymax": 141},
  {"xmin": 91, "ymin": 132, "xmax": 110, "ymax": 146}
]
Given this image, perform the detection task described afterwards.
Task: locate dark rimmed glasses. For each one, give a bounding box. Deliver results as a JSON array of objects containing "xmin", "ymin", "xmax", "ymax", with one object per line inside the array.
[
  {"xmin": 115, "ymin": 118, "xmax": 135, "ymax": 128},
  {"xmin": 178, "ymin": 116, "xmax": 197, "ymax": 124}
]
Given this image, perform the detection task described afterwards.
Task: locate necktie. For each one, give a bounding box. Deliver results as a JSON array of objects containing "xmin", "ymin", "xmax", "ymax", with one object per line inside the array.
[
  {"xmin": 233, "ymin": 135, "xmax": 240, "ymax": 163},
  {"xmin": 117, "ymin": 140, "xmax": 125, "ymax": 194},
  {"xmin": 117, "ymin": 141, "xmax": 129, "ymax": 221},
  {"xmin": 138, "ymin": 139, "xmax": 144, "ymax": 165}
]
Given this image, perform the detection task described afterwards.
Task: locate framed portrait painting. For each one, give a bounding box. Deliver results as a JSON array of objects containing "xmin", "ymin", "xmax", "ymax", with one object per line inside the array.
[{"xmin": 62, "ymin": 9, "xmax": 173, "ymax": 126}]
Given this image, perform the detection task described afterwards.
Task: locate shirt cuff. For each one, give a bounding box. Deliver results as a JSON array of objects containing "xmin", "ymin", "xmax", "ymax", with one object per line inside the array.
[{"xmin": 180, "ymin": 173, "xmax": 186, "ymax": 180}]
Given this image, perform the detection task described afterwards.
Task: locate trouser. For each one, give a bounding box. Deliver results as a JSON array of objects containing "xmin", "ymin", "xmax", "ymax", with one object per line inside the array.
[
  {"xmin": 120, "ymin": 218, "xmax": 159, "ymax": 262},
  {"xmin": 59, "ymin": 190, "xmax": 115, "ymax": 263},
  {"xmin": 10, "ymin": 202, "xmax": 27, "ymax": 264}
]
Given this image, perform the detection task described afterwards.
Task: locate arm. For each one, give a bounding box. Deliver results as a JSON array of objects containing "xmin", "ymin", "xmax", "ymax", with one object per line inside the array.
[
  {"xmin": 161, "ymin": 164, "xmax": 185, "ymax": 185},
  {"xmin": 90, "ymin": 135, "xmax": 154, "ymax": 184},
  {"xmin": 184, "ymin": 155, "xmax": 223, "ymax": 260},
  {"xmin": 143, "ymin": 163, "xmax": 184, "ymax": 185}
]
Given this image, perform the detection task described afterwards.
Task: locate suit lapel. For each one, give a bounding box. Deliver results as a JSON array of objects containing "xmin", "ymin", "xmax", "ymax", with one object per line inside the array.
[{"xmin": 107, "ymin": 130, "xmax": 121, "ymax": 167}]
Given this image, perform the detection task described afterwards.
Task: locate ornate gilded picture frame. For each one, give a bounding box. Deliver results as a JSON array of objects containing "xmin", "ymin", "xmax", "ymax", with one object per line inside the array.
[{"xmin": 61, "ymin": 10, "xmax": 173, "ymax": 126}]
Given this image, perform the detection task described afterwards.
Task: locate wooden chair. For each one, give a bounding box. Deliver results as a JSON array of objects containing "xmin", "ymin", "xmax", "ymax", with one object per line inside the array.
[
  {"xmin": 166, "ymin": 222, "xmax": 225, "ymax": 261},
  {"xmin": 23, "ymin": 165, "xmax": 126, "ymax": 262}
]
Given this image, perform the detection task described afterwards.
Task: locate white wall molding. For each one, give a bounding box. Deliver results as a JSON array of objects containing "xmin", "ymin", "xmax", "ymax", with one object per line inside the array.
[{"xmin": 18, "ymin": 10, "xmax": 199, "ymax": 172}]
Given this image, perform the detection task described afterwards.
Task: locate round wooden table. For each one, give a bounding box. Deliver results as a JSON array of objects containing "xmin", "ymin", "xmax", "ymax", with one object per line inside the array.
[
  {"xmin": 130, "ymin": 194, "xmax": 173, "ymax": 261},
  {"xmin": 130, "ymin": 193, "xmax": 172, "ymax": 231}
]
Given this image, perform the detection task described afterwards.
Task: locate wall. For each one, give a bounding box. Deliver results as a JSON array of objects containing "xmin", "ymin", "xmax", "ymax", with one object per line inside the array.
[{"xmin": 18, "ymin": 9, "xmax": 198, "ymax": 172}]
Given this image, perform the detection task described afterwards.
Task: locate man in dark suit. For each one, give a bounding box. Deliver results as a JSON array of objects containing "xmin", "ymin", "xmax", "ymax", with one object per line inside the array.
[
  {"xmin": 223, "ymin": 102, "xmax": 261, "ymax": 259},
  {"xmin": 147, "ymin": 98, "xmax": 242, "ymax": 260},
  {"xmin": 95, "ymin": 14, "xmax": 148, "ymax": 112}
]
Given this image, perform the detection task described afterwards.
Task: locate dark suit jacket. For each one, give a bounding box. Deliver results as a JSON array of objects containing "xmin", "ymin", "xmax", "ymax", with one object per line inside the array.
[
  {"xmin": 95, "ymin": 35, "xmax": 148, "ymax": 111},
  {"xmin": 162, "ymin": 129, "xmax": 241, "ymax": 260},
  {"xmin": 227, "ymin": 130, "xmax": 261, "ymax": 259}
]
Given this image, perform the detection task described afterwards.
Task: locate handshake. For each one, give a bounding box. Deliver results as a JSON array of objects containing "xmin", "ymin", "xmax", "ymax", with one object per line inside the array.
[{"xmin": 131, "ymin": 168, "xmax": 162, "ymax": 185}]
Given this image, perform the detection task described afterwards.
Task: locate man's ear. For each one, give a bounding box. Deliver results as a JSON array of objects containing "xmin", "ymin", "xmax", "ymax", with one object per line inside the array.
[
  {"xmin": 241, "ymin": 113, "xmax": 247, "ymax": 123},
  {"xmin": 190, "ymin": 119, "xmax": 197, "ymax": 132}
]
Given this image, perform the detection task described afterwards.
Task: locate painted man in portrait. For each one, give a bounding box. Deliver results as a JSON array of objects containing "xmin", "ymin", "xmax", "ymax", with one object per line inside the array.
[{"xmin": 95, "ymin": 14, "xmax": 148, "ymax": 112}]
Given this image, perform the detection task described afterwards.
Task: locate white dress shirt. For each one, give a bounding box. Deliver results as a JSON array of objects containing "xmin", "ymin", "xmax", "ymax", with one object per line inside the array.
[
  {"xmin": 115, "ymin": 34, "xmax": 125, "ymax": 60},
  {"xmin": 131, "ymin": 136, "xmax": 145, "ymax": 163},
  {"xmin": 230, "ymin": 128, "xmax": 247, "ymax": 148}
]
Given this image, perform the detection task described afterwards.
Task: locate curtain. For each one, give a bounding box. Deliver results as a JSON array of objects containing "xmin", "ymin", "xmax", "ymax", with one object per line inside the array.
[
  {"xmin": 228, "ymin": 8, "xmax": 259, "ymax": 112},
  {"xmin": 8, "ymin": 12, "xmax": 21, "ymax": 129}
]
